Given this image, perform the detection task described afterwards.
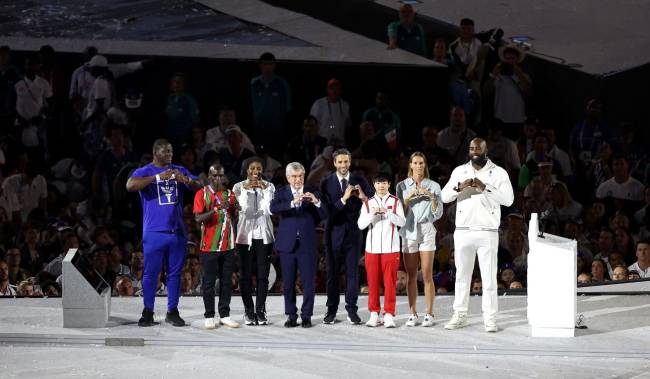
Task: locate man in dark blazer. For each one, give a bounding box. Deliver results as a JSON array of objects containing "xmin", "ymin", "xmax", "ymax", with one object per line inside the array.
[
  {"xmin": 320, "ymin": 148, "xmax": 374, "ymax": 324},
  {"xmin": 270, "ymin": 162, "xmax": 328, "ymax": 328}
]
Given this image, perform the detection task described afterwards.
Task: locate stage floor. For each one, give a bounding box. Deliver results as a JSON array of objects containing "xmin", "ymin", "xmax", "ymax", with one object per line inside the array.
[{"xmin": 2, "ymin": 294, "xmax": 650, "ymax": 378}]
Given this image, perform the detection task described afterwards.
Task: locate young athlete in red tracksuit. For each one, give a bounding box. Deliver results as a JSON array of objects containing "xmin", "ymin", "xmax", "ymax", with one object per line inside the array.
[{"xmin": 357, "ymin": 173, "xmax": 406, "ymax": 328}]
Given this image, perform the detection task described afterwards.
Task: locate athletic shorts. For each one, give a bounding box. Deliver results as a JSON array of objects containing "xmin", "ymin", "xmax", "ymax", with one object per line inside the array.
[{"xmin": 402, "ymin": 222, "xmax": 436, "ymax": 253}]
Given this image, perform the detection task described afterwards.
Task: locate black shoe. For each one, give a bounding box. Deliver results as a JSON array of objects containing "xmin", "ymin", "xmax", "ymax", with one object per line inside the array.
[
  {"xmin": 301, "ymin": 319, "xmax": 312, "ymax": 328},
  {"xmin": 323, "ymin": 312, "xmax": 337, "ymax": 324},
  {"xmin": 284, "ymin": 318, "xmax": 298, "ymax": 328},
  {"xmin": 256, "ymin": 312, "xmax": 268, "ymax": 325},
  {"xmin": 347, "ymin": 312, "xmax": 362, "ymax": 325},
  {"xmin": 244, "ymin": 314, "xmax": 257, "ymax": 326},
  {"xmin": 139, "ymin": 308, "xmax": 155, "ymax": 327},
  {"xmin": 165, "ymin": 309, "xmax": 186, "ymax": 327}
]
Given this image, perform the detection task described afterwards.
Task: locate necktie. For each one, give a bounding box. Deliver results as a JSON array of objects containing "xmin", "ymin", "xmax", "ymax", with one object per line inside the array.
[{"xmin": 341, "ymin": 178, "xmax": 348, "ymax": 193}]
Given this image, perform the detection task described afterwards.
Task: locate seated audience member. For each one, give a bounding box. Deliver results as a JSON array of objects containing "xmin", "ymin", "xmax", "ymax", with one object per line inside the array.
[
  {"xmin": 218, "ymin": 125, "xmax": 255, "ymax": 184},
  {"xmin": 577, "ymin": 272, "xmax": 592, "ymax": 284},
  {"xmin": 115, "ymin": 275, "xmax": 134, "ymax": 296},
  {"xmin": 547, "ymin": 182, "xmax": 582, "ymax": 225},
  {"xmin": 5, "ymin": 247, "xmax": 29, "ymax": 285},
  {"xmin": 285, "ymin": 115, "xmax": 328, "ymax": 172},
  {"xmin": 628, "ymin": 270, "xmax": 641, "ymax": 280},
  {"xmin": 628, "ymin": 240, "xmax": 650, "ymax": 278},
  {"xmin": 470, "ymin": 278, "xmax": 482, "ymax": 294},
  {"xmin": 1, "ymin": 260, "xmax": 17, "ymax": 296},
  {"xmin": 611, "ymin": 265, "xmax": 628, "ymax": 281},
  {"xmin": 596, "ymin": 155, "xmax": 645, "ymax": 206},
  {"xmin": 205, "ymin": 105, "xmax": 255, "ymax": 153},
  {"xmin": 437, "ymin": 106, "xmax": 475, "ymax": 165},
  {"xmin": 591, "ymin": 258, "xmax": 610, "ymax": 282},
  {"xmin": 509, "ymin": 280, "xmax": 523, "ymax": 289}
]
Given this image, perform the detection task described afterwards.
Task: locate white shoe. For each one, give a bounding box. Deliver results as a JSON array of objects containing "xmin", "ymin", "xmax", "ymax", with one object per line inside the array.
[
  {"xmin": 405, "ymin": 313, "xmax": 418, "ymax": 327},
  {"xmin": 383, "ymin": 314, "xmax": 396, "ymax": 328},
  {"xmin": 444, "ymin": 312, "xmax": 469, "ymax": 330},
  {"xmin": 219, "ymin": 316, "xmax": 240, "ymax": 328},
  {"xmin": 204, "ymin": 317, "xmax": 216, "ymax": 330},
  {"xmin": 422, "ymin": 314, "xmax": 434, "ymax": 327},
  {"xmin": 365, "ymin": 312, "xmax": 379, "ymax": 327},
  {"xmin": 484, "ymin": 318, "xmax": 498, "ymax": 333}
]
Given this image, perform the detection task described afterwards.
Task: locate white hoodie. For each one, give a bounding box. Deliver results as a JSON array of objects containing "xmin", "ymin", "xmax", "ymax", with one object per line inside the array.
[{"xmin": 441, "ymin": 159, "xmax": 514, "ymax": 231}]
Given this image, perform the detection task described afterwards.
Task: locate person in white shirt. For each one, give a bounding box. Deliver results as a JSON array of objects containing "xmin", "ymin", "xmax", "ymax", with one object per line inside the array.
[
  {"xmin": 232, "ymin": 159, "xmax": 275, "ymax": 325},
  {"xmin": 205, "ymin": 105, "xmax": 255, "ymax": 153},
  {"xmin": 357, "ymin": 173, "xmax": 405, "ymax": 328},
  {"xmin": 1, "ymin": 161, "xmax": 47, "ymax": 221},
  {"xmin": 309, "ymin": 79, "xmax": 351, "ymax": 146},
  {"xmin": 442, "ymin": 138, "xmax": 514, "ymax": 332},
  {"xmin": 0, "ymin": 260, "xmax": 17, "ymax": 296},
  {"xmin": 83, "ymin": 55, "xmax": 113, "ymax": 123},
  {"xmin": 15, "ymin": 56, "xmax": 52, "ymax": 148},
  {"xmin": 69, "ymin": 47, "xmax": 144, "ymax": 112},
  {"xmin": 596, "ymin": 156, "xmax": 645, "ymax": 202},
  {"xmin": 628, "ymin": 240, "xmax": 650, "ymax": 278}
]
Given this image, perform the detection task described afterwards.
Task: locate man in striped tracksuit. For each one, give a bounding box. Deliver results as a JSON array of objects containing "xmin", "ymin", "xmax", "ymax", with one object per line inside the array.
[{"xmin": 193, "ymin": 164, "xmax": 240, "ymax": 329}]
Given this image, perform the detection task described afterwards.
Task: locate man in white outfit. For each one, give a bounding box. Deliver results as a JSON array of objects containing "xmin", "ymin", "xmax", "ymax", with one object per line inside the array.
[{"xmin": 441, "ymin": 138, "xmax": 514, "ymax": 332}]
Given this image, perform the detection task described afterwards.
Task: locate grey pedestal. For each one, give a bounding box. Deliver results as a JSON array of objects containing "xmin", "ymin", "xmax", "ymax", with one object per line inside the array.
[{"xmin": 62, "ymin": 248, "xmax": 111, "ymax": 328}]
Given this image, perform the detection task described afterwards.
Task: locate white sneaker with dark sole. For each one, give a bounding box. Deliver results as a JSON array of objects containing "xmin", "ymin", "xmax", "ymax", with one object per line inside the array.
[{"xmin": 422, "ymin": 314, "xmax": 434, "ymax": 327}]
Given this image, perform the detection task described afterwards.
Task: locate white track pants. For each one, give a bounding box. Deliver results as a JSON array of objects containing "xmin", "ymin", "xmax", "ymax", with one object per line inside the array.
[{"xmin": 452, "ymin": 230, "xmax": 499, "ymax": 320}]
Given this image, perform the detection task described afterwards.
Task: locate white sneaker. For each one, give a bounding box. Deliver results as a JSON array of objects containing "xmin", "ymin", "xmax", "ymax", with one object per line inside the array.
[
  {"xmin": 422, "ymin": 314, "xmax": 434, "ymax": 327},
  {"xmin": 484, "ymin": 318, "xmax": 498, "ymax": 333},
  {"xmin": 204, "ymin": 317, "xmax": 216, "ymax": 330},
  {"xmin": 383, "ymin": 314, "xmax": 396, "ymax": 328},
  {"xmin": 405, "ymin": 313, "xmax": 418, "ymax": 327},
  {"xmin": 366, "ymin": 312, "xmax": 379, "ymax": 327},
  {"xmin": 444, "ymin": 312, "xmax": 469, "ymax": 330},
  {"xmin": 219, "ymin": 316, "xmax": 240, "ymax": 328}
]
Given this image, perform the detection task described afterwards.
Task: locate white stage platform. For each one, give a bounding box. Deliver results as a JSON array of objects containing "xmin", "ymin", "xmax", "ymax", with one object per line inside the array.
[{"xmin": 2, "ymin": 294, "xmax": 650, "ymax": 378}]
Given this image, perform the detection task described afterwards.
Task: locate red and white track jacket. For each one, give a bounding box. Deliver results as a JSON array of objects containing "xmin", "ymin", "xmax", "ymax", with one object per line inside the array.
[{"xmin": 357, "ymin": 193, "xmax": 406, "ymax": 254}]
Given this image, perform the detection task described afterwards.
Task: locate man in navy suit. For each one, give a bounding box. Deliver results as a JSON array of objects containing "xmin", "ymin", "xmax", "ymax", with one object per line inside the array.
[
  {"xmin": 270, "ymin": 162, "xmax": 327, "ymax": 328},
  {"xmin": 320, "ymin": 148, "xmax": 374, "ymax": 324}
]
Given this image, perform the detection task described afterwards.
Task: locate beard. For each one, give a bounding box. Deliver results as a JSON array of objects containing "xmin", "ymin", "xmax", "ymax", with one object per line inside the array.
[{"xmin": 471, "ymin": 153, "xmax": 488, "ymax": 167}]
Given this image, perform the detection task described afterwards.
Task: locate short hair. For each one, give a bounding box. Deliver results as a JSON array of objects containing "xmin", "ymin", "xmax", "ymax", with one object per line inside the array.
[
  {"xmin": 460, "ymin": 18, "xmax": 475, "ymax": 26},
  {"xmin": 304, "ymin": 115, "xmax": 318, "ymax": 124},
  {"xmin": 258, "ymin": 52, "xmax": 276, "ymax": 63},
  {"xmin": 635, "ymin": 239, "xmax": 650, "ymax": 250},
  {"xmin": 285, "ymin": 162, "xmax": 305, "ymax": 176},
  {"xmin": 372, "ymin": 172, "xmax": 391, "ymax": 183},
  {"xmin": 332, "ymin": 148, "xmax": 351, "ymax": 160},
  {"xmin": 152, "ymin": 138, "xmax": 171, "ymax": 153}
]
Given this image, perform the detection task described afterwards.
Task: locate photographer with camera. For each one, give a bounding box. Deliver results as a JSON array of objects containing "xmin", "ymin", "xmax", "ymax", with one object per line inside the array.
[{"xmin": 486, "ymin": 44, "xmax": 532, "ymax": 139}]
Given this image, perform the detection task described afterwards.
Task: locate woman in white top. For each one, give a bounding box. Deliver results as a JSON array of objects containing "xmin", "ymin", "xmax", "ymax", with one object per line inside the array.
[
  {"xmin": 232, "ymin": 158, "xmax": 275, "ymax": 325},
  {"xmin": 396, "ymin": 152, "xmax": 443, "ymax": 327}
]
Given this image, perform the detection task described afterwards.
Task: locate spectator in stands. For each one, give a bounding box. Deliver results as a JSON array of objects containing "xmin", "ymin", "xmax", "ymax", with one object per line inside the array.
[
  {"xmin": 437, "ymin": 106, "xmax": 475, "ymax": 165},
  {"xmin": 593, "ymin": 227, "xmax": 615, "ymax": 264},
  {"xmin": 387, "ymin": 4, "xmax": 426, "ymax": 56},
  {"xmin": 628, "ymin": 240, "xmax": 650, "ymax": 278},
  {"xmin": 306, "ymin": 146, "xmax": 335, "ymax": 188},
  {"xmin": 0, "ymin": 46, "xmax": 20, "ymax": 134},
  {"xmin": 524, "ymin": 161, "xmax": 558, "ymax": 199},
  {"xmin": 250, "ymin": 52, "xmax": 292, "ymax": 157},
  {"xmin": 486, "ymin": 120, "xmax": 520, "ymax": 179},
  {"xmin": 310, "ymin": 79, "xmax": 351, "ymax": 146},
  {"xmin": 5, "ymin": 246, "xmax": 28, "ymax": 285},
  {"xmin": 432, "ymin": 38, "xmax": 452, "ymax": 66},
  {"xmin": 518, "ymin": 132, "xmax": 562, "ymax": 189},
  {"xmin": 205, "ymin": 105, "xmax": 255, "ymax": 154},
  {"xmin": 81, "ymin": 55, "xmax": 114, "ymax": 155},
  {"xmin": 19, "ymin": 225, "xmax": 45, "ymax": 275},
  {"xmin": 547, "ymin": 182, "xmax": 583, "ymax": 224},
  {"xmin": 499, "ymin": 265, "xmax": 516, "ymax": 288},
  {"xmin": 449, "ymin": 18, "xmax": 486, "ymax": 104},
  {"xmin": 44, "ymin": 231, "xmax": 79, "ymax": 278},
  {"xmin": 128, "ymin": 249, "xmax": 144, "ymax": 292},
  {"xmin": 69, "ymin": 47, "xmax": 144, "ymax": 112},
  {"xmin": 418, "ymin": 126, "xmax": 452, "ymax": 179},
  {"xmin": 179, "ymin": 144, "xmax": 201, "ymax": 177},
  {"xmin": 108, "ymin": 245, "xmax": 130, "ymax": 277},
  {"xmin": 218, "ymin": 125, "xmax": 255, "ymax": 184},
  {"xmin": 396, "ymin": 270, "xmax": 407, "ymax": 295},
  {"xmin": 591, "ymin": 258, "xmax": 610, "ymax": 282},
  {"xmin": 448, "ymin": 66, "xmax": 475, "ymax": 122},
  {"xmin": 285, "ymin": 115, "xmax": 327, "ymax": 172},
  {"xmin": 577, "ymin": 272, "xmax": 592, "ymax": 284},
  {"xmin": 539, "ymin": 126, "xmax": 573, "ymax": 178},
  {"xmin": 362, "ymin": 92, "xmax": 401, "ymax": 153},
  {"xmin": 165, "ymin": 72, "xmax": 200, "ymax": 152},
  {"xmin": 16, "ymin": 280, "xmax": 36, "ymax": 296},
  {"xmin": 570, "ymin": 99, "xmax": 618, "ymax": 172},
  {"xmin": 2, "ymin": 161, "xmax": 47, "ymax": 223},
  {"xmin": 613, "ymin": 227, "xmax": 634, "ymax": 264},
  {"xmin": 487, "ymin": 44, "xmax": 532, "ymax": 137},
  {"xmin": 92, "ymin": 124, "xmax": 138, "ymax": 205},
  {"xmin": 634, "ymin": 187, "xmax": 650, "ymax": 225},
  {"xmin": 115, "ymin": 275, "xmax": 134, "ymax": 296},
  {"xmin": 470, "ymin": 278, "xmax": 482, "ymax": 294},
  {"xmin": 15, "ymin": 55, "xmax": 52, "ymax": 153},
  {"xmin": 596, "ymin": 155, "xmax": 645, "ymax": 202},
  {"xmin": 516, "ymin": 117, "xmax": 538, "ymax": 163}
]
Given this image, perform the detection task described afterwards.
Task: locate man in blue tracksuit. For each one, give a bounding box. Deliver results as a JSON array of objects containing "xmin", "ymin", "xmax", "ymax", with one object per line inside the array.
[{"xmin": 126, "ymin": 138, "xmax": 201, "ymax": 327}]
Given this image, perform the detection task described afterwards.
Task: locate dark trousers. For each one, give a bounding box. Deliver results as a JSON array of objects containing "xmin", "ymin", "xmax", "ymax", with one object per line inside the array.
[
  {"xmin": 238, "ymin": 240, "xmax": 272, "ymax": 317},
  {"xmin": 280, "ymin": 238, "xmax": 316, "ymax": 321},
  {"xmin": 200, "ymin": 250, "xmax": 236, "ymax": 318},
  {"xmin": 326, "ymin": 229, "xmax": 361, "ymax": 315}
]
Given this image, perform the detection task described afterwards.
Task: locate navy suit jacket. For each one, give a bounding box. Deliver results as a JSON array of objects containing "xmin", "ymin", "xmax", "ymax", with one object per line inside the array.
[
  {"xmin": 320, "ymin": 173, "xmax": 374, "ymax": 235},
  {"xmin": 270, "ymin": 185, "xmax": 328, "ymax": 253}
]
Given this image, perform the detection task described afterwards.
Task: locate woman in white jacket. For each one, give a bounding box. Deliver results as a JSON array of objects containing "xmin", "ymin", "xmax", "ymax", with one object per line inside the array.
[
  {"xmin": 358, "ymin": 173, "xmax": 405, "ymax": 328},
  {"xmin": 232, "ymin": 159, "xmax": 275, "ymax": 326}
]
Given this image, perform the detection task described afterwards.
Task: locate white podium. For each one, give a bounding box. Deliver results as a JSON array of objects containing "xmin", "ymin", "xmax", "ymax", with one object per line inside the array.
[{"xmin": 527, "ymin": 213, "xmax": 577, "ymax": 337}]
